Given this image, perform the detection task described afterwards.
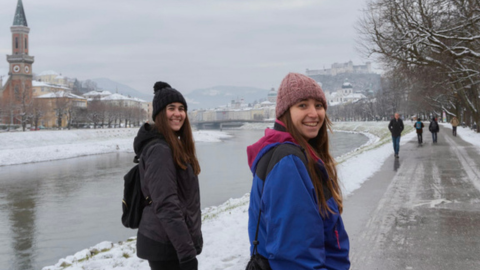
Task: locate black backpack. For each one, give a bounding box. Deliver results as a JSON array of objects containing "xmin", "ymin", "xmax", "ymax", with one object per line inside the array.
[
  {"xmin": 121, "ymin": 139, "xmax": 159, "ymax": 229},
  {"xmin": 431, "ymin": 121, "xmax": 438, "ymax": 131}
]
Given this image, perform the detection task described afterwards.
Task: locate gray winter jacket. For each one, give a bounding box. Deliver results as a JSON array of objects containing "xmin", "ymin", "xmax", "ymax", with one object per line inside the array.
[{"xmin": 134, "ymin": 124, "xmax": 202, "ymax": 263}]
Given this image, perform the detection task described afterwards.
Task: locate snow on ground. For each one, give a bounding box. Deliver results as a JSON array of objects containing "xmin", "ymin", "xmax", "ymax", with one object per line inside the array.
[
  {"xmin": 0, "ymin": 128, "xmax": 231, "ymax": 166},
  {"xmin": 332, "ymin": 121, "xmax": 417, "ymax": 195},
  {"xmin": 237, "ymin": 122, "xmax": 274, "ymax": 130},
  {"xmin": 42, "ymin": 195, "xmax": 252, "ymax": 270},
  {"xmin": 439, "ymin": 122, "xmax": 480, "ymax": 150},
  {"xmin": 39, "ymin": 121, "xmax": 479, "ymax": 270},
  {"xmin": 193, "ymin": 130, "xmax": 232, "ymax": 143}
]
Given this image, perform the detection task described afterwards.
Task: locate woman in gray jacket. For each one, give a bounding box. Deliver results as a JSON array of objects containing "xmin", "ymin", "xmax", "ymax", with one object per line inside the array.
[{"xmin": 134, "ymin": 81, "xmax": 202, "ymax": 270}]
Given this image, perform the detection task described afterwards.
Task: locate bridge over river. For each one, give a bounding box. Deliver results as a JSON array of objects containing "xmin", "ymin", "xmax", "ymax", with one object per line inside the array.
[{"xmin": 191, "ymin": 119, "xmax": 274, "ymax": 130}]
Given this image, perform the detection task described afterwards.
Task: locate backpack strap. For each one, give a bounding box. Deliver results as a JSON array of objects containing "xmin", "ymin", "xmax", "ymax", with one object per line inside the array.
[
  {"xmin": 133, "ymin": 138, "xmax": 161, "ymax": 163},
  {"xmin": 251, "ymin": 143, "xmax": 307, "ymax": 257},
  {"xmin": 255, "ymin": 143, "xmax": 307, "ymax": 180}
]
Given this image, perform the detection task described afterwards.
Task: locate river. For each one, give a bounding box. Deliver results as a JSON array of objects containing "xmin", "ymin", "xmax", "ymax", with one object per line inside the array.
[{"xmin": 0, "ymin": 129, "xmax": 368, "ymax": 270}]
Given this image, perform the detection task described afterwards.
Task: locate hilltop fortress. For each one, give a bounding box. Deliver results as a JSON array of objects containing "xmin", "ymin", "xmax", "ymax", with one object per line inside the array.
[{"xmin": 306, "ymin": 61, "xmax": 372, "ymax": 76}]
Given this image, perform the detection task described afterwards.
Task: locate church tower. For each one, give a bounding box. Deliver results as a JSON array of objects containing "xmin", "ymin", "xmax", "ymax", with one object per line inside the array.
[
  {"xmin": 8, "ymin": 0, "xmax": 34, "ymax": 89},
  {"xmin": 1, "ymin": 0, "xmax": 34, "ymax": 125}
]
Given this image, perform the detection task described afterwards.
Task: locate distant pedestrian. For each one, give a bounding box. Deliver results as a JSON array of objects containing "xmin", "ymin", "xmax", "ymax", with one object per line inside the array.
[
  {"xmin": 135, "ymin": 81, "xmax": 202, "ymax": 270},
  {"xmin": 414, "ymin": 118, "xmax": 425, "ymax": 145},
  {"xmin": 450, "ymin": 116, "xmax": 459, "ymax": 136},
  {"xmin": 429, "ymin": 117, "xmax": 440, "ymax": 143},
  {"xmin": 246, "ymin": 73, "xmax": 350, "ymax": 269},
  {"xmin": 388, "ymin": 113, "xmax": 404, "ymax": 158}
]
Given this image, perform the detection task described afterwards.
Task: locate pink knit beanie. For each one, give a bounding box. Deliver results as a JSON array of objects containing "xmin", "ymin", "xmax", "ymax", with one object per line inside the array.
[{"xmin": 275, "ymin": 72, "xmax": 327, "ymax": 119}]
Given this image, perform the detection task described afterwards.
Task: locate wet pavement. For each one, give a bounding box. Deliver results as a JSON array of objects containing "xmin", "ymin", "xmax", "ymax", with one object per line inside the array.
[{"xmin": 343, "ymin": 130, "xmax": 480, "ymax": 270}]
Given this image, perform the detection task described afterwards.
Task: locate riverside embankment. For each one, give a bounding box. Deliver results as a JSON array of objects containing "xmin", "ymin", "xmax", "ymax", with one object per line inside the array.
[{"xmin": 40, "ymin": 121, "xmax": 431, "ymax": 270}]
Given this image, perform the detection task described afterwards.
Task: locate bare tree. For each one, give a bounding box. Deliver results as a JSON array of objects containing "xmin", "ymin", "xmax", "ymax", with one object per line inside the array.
[
  {"xmin": 86, "ymin": 99, "xmax": 105, "ymax": 128},
  {"xmin": 0, "ymin": 95, "xmax": 15, "ymax": 130},
  {"xmin": 83, "ymin": 80, "xmax": 98, "ymax": 92},
  {"xmin": 105, "ymin": 104, "xmax": 119, "ymax": 128},
  {"xmin": 31, "ymin": 98, "xmax": 48, "ymax": 130},
  {"xmin": 71, "ymin": 79, "xmax": 84, "ymax": 96},
  {"xmin": 13, "ymin": 82, "xmax": 34, "ymax": 131},
  {"xmin": 357, "ymin": 0, "xmax": 480, "ymax": 131},
  {"xmin": 65, "ymin": 106, "xmax": 82, "ymax": 130},
  {"xmin": 50, "ymin": 91, "xmax": 72, "ymax": 129}
]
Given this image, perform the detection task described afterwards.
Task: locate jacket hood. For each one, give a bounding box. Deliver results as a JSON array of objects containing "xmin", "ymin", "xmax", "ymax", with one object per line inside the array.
[
  {"xmin": 133, "ymin": 123, "xmax": 164, "ymax": 156},
  {"xmin": 247, "ymin": 120, "xmax": 297, "ymax": 173}
]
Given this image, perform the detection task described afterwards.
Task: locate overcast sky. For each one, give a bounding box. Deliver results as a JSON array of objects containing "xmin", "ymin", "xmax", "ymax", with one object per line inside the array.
[{"xmin": 0, "ymin": 0, "xmax": 374, "ymax": 95}]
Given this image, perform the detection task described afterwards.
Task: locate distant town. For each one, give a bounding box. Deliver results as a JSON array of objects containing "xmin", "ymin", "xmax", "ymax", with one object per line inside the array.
[
  {"xmin": 0, "ymin": 1, "xmax": 379, "ymax": 132},
  {"xmin": 189, "ymin": 70, "xmax": 379, "ymax": 128}
]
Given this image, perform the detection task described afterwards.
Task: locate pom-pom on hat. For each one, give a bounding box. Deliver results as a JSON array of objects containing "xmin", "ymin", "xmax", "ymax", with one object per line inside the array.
[
  {"xmin": 275, "ymin": 72, "xmax": 327, "ymax": 119},
  {"xmin": 152, "ymin": 81, "xmax": 187, "ymax": 121}
]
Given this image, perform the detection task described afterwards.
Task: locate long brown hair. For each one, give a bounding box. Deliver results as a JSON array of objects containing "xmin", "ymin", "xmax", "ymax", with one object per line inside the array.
[
  {"xmin": 153, "ymin": 109, "xmax": 201, "ymax": 175},
  {"xmin": 279, "ymin": 110, "xmax": 343, "ymax": 215}
]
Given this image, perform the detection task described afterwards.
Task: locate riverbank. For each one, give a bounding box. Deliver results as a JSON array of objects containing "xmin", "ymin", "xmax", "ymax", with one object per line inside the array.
[
  {"xmin": 0, "ymin": 128, "xmax": 231, "ymax": 166},
  {"xmin": 37, "ymin": 122, "xmax": 480, "ymax": 269}
]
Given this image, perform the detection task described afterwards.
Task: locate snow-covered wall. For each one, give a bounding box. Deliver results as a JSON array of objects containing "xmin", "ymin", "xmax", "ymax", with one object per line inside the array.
[{"xmin": 0, "ymin": 128, "xmax": 231, "ymax": 166}]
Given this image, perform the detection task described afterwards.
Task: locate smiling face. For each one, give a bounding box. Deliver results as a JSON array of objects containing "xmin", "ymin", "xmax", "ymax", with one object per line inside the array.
[
  {"xmin": 288, "ymin": 98, "xmax": 326, "ymax": 140},
  {"xmin": 165, "ymin": 102, "xmax": 186, "ymax": 131}
]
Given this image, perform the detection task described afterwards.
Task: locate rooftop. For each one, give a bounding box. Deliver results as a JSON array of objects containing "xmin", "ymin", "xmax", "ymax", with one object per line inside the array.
[
  {"xmin": 37, "ymin": 70, "xmax": 60, "ymax": 76},
  {"xmin": 37, "ymin": 91, "xmax": 86, "ymax": 100},
  {"xmin": 13, "ymin": 0, "xmax": 28, "ymax": 27}
]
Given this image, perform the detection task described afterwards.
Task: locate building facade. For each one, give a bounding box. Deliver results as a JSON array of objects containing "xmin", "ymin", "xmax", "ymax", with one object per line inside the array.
[
  {"xmin": 325, "ymin": 79, "xmax": 367, "ymax": 106},
  {"xmin": 34, "ymin": 70, "xmax": 74, "ymax": 88},
  {"xmin": 0, "ymin": 0, "xmax": 34, "ymax": 127},
  {"xmin": 188, "ymin": 87, "xmax": 277, "ymax": 124},
  {"xmin": 32, "ymin": 80, "xmax": 70, "ymax": 97},
  {"xmin": 267, "ymin": 87, "xmax": 277, "ymax": 103},
  {"xmin": 35, "ymin": 91, "xmax": 87, "ymax": 128}
]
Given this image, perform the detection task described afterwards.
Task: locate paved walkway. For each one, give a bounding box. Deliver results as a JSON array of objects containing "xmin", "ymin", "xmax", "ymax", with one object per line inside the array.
[{"xmin": 343, "ymin": 129, "xmax": 480, "ymax": 270}]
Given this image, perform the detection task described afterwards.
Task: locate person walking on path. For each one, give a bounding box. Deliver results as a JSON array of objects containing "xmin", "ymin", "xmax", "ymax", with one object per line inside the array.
[
  {"xmin": 134, "ymin": 82, "xmax": 202, "ymax": 270},
  {"xmin": 343, "ymin": 118, "xmax": 480, "ymax": 269},
  {"xmin": 388, "ymin": 113, "xmax": 404, "ymax": 158},
  {"xmin": 429, "ymin": 117, "xmax": 440, "ymax": 143},
  {"xmin": 414, "ymin": 118, "xmax": 425, "ymax": 145},
  {"xmin": 246, "ymin": 73, "xmax": 350, "ymax": 270},
  {"xmin": 450, "ymin": 116, "xmax": 460, "ymax": 136}
]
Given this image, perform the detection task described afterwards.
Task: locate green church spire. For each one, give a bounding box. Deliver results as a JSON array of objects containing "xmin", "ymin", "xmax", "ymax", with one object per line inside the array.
[{"xmin": 13, "ymin": 0, "xmax": 28, "ymax": 27}]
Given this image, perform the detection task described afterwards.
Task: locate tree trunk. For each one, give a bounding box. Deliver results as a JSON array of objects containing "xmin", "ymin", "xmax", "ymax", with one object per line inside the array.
[{"xmin": 22, "ymin": 116, "xmax": 26, "ymax": 132}]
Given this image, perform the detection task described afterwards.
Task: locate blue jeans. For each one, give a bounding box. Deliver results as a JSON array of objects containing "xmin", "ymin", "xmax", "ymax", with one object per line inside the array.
[
  {"xmin": 392, "ymin": 136, "xmax": 401, "ymax": 155},
  {"xmin": 431, "ymin": 132, "xmax": 437, "ymax": 142}
]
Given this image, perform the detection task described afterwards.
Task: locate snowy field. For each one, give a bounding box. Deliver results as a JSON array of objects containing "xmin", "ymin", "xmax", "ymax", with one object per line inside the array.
[
  {"xmin": 3, "ymin": 122, "xmax": 475, "ymax": 270},
  {"xmin": 0, "ymin": 128, "xmax": 231, "ymax": 166}
]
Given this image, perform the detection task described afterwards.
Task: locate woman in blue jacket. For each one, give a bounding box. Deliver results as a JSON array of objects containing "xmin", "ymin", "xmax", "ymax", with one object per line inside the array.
[{"xmin": 247, "ymin": 73, "xmax": 350, "ymax": 270}]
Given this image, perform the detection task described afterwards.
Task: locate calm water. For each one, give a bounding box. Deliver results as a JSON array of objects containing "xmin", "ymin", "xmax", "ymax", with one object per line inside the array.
[{"xmin": 0, "ymin": 129, "xmax": 368, "ymax": 270}]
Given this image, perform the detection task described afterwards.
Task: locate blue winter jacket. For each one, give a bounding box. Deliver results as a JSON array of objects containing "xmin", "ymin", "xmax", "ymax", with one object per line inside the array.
[{"xmin": 246, "ymin": 122, "xmax": 350, "ymax": 270}]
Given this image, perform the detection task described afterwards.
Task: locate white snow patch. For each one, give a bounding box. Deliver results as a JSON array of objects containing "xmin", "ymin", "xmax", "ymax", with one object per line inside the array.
[
  {"xmin": 338, "ymin": 130, "xmax": 416, "ymax": 195},
  {"xmin": 0, "ymin": 128, "xmax": 231, "ymax": 166},
  {"xmin": 193, "ymin": 130, "xmax": 232, "ymax": 142},
  {"xmin": 440, "ymin": 122, "xmax": 480, "ymax": 152}
]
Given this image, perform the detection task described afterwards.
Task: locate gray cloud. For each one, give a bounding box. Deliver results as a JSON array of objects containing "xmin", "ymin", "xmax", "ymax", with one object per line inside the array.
[{"xmin": 0, "ymin": 0, "xmax": 370, "ymax": 95}]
